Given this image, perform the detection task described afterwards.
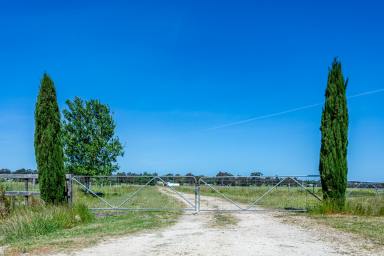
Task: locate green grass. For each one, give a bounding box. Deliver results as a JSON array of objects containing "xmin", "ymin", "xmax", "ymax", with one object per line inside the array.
[
  {"xmin": 311, "ymin": 194, "xmax": 384, "ymax": 216},
  {"xmin": 0, "ymin": 204, "xmax": 93, "ymax": 243},
  {"xmin": 0, "ymin": 180, "xmax": 39, "ymax": 192},
  {"xmin": 177, "ymin": 185, "xmax": 383, "ymax": 214},
  {"xmin": 0, "ymin": 185, "xmax": 183, "ymax": 255}
]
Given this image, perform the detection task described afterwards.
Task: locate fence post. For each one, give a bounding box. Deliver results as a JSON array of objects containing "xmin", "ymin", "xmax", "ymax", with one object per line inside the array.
[
  {"xmin": 24, "ymin": 178, "xmax": 29, "ymax": 206},
  {"xmin": 66, "ymin": 174, "xmax": 73, "ymax": 206}
]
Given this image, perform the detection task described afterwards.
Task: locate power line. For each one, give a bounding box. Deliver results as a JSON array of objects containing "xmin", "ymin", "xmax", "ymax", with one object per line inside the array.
[{"xmin": 207, "ymin": 88, "xmax": 384, "ymax": 131}]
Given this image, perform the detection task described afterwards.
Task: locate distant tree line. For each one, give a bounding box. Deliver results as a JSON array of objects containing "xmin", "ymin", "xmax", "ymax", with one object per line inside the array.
[
  {"xmin": 0, "ymin": 168, "xmax": 37, "ymax": 174},
  {"xmin": 112, "ymin": 170, "xmax": 263, "ymax": 178}
]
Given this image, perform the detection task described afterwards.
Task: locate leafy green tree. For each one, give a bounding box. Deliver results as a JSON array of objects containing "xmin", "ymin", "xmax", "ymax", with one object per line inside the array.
[
  {"xmin": 319, "ymin": 58, "xmax": 349, "ymax": 208},
  {"xmin": 34, "ymin": 74, "xmax": 65, "ymax": 204},
  {"xmin": 62, "ymin": 97, "xmax": 124, "ymax": 176}
]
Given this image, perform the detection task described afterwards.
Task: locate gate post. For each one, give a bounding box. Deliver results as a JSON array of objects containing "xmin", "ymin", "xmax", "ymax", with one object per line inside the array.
[
  {"xmin": 66, "ymin": 174, "xmax": 73, "ymax": 205},
  {"xmin": 195, "ymin": 180, "xmax": 200, "ymax": 213},
  {"xmin": 194, "ymin": 182, "xmax": 199, "ymax": 213},
  {"xmin": 197, "ymin": 184, "xmax": 200, "ymax": 212}
]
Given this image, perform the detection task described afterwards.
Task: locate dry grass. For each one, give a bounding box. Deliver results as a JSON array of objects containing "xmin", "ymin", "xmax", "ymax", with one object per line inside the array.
[{"xmin": 210, "ymin": 212, "xmax": 238, "ymax": 227}]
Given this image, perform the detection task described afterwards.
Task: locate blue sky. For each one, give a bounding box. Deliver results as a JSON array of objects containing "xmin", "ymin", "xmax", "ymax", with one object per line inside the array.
[{"xmin": 0, "ymin": 0, "xmax": 383, "ymax": 181}]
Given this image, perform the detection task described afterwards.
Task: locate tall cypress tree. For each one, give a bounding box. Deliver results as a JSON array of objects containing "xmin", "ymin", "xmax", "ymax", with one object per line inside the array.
[
  {"xmin": 34, "ymin": 73, "xmax": 65, "ymax": 204},
  {"xmin": 319, "ymin": 58, "xmax": 349, "ymax": 208}
]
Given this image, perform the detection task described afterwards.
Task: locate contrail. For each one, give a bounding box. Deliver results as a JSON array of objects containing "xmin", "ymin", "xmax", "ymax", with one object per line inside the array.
[
  {"xmin": 346, "ymin": 88, "xmax": 384, "ymax": 99},
  {"xmin": 207, "ymin": 88, "xmax": 384, "ymax": 131}
]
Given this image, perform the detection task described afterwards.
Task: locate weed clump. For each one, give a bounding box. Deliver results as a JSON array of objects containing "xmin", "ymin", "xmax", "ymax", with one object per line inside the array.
[
  {"xmin": 309, "ymin": 195, "xmax": 384, "ymax": 216},
  {"xmin": 0, "ymin": 203, "xmax": 94, "ymax": 243}
]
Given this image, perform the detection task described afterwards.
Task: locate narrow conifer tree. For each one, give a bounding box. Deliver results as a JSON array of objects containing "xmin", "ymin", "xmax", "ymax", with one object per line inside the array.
[
  {"xmin": 319, "ymin": 58, "xmax": 349, "ymax": 208},
  {"xmin": 34, "ymin": 73, "xmax": 65, "ymax": 204}
]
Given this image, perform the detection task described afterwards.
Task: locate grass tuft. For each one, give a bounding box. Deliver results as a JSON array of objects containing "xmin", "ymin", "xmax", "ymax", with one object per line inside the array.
[
  {"xmin": 0, "ymin": 203, "xmax": 94, "ymax": 243},
  {"xmin": 211, "ymin": 212, "xmax": 238, "ymax": 227},
  {"xmin": 309, "ymin": 194, "xmax": 384, "ymax": 216}
]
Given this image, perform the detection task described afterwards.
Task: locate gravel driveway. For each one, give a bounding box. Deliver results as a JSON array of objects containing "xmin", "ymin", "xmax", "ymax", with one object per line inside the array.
[{"xmin": 53, "ymin": 190, "xmax": 383, "ymax": 256}]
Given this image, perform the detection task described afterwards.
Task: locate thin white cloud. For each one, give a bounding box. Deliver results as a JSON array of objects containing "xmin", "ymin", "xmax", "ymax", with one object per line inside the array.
[{"xmin": 207, "ymin": 88, "xmax": 384, "ymax": 131}]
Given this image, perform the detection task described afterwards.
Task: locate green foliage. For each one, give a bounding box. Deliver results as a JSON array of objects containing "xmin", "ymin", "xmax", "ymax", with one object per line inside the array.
[
  {"xmin": 72, "ymin": 203, "xmax": 95, "ymax": 223},
  {"xmin": 319, "ymin": 58, "xmax": 349, "ymax": 208},
  {"xmin": 62, "ymin": 97, "xmax": 124, "ymax": 176},
  {"xmin": 34, "ymin": 74, "xmax": 65, "ymax": 204},
  {"xmin": 0, "ymin": 204, "xmax": 94, "ymax": 243}
]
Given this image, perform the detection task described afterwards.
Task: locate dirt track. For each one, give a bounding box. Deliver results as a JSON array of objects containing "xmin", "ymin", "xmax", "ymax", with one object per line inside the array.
[{"xmin": 54, "ymin": 191, "xmax": 383, "ymax": 256}]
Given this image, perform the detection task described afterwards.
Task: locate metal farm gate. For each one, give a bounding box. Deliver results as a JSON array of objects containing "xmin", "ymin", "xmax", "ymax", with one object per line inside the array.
[
  {"xmin": 197, "ymin": 176, "xmax": 322, "ymax": 212},
  {"xmin": 70, "ymin": 175, "xmax": 198, "ymax": 212},
  {"xmin": 68, "ymin": 175, "xmax": 323, "ymax": 213}
]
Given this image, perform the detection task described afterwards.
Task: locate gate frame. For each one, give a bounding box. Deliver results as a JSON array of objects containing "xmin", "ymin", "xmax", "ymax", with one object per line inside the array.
[
  {"xmin": 67, "ymin": 174, "xmax": 323, "ymax": 213},
  {"xmin": 196, "ymin": 175, "xmax": 322, "ymax": 212},
  {"xmin": 71, "ymin": 175, "xmax": 198, "ymax": 212}
]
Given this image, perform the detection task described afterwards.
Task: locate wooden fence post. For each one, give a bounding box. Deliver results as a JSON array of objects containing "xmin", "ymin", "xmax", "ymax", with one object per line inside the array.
[{"xmin": 66, "ymin": 174, "xmax": 73, "ymax": 205}]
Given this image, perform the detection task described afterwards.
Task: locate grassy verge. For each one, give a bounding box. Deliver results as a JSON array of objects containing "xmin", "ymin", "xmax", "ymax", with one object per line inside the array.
[
  {"xmin": 309, "ymin": 215, "xmax": 384, "ymax": 245},
  {"xmin": 0, "ymin": 185, "xmax": 183, "ymax": 255},
  {"xmin": 308, "ymin": 193, "xmax": 384, "ymax": 245},
  {"xmin": 1, "ymin": 210, "xmax": 179, "ymax": 255}
]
